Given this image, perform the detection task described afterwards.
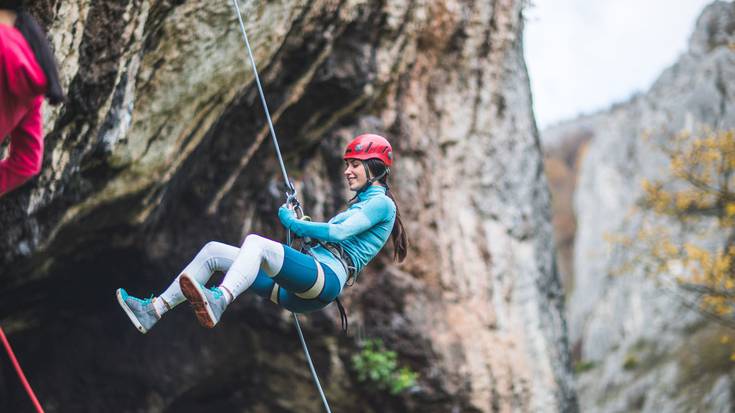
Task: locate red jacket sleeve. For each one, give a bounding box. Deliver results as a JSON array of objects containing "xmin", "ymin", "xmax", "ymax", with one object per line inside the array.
[
  {"xmin": 0, "ymin": 96, "xmax": 44, "ymax": 196},
  {"xmin": 0, "ymin": 26, "xmax": 47, "ymax": 103}
]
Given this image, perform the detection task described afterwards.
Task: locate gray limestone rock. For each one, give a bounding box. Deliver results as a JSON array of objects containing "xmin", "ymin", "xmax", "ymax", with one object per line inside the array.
[
  {"xmin": 0, "ymin": 1, "xmax": 576, "ymax": 412},
  {"xmin": 546, "ymin": 2, "xmax": 735, "ymax": 412}
]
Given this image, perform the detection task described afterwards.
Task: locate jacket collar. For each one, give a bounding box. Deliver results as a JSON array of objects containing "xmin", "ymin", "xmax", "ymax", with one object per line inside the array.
[{"xmin": 357, "ymin": 184, "xmax": 386, "ymax": 202}]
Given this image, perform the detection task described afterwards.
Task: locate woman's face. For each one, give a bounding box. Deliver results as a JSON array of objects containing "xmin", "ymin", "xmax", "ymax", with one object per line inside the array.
[{"xmin": 344, "ymin": 159, "xmax": 368, "ymax": 191}]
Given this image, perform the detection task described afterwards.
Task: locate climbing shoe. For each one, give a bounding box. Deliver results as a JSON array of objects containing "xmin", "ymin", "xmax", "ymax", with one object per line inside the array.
[
  {"xmin": 116, "ymin": 288, "xmax": 160, "ymax": 334},
  {"xmin": 179, "ymin": 274, "xmax": 228, "ymax": 328}
]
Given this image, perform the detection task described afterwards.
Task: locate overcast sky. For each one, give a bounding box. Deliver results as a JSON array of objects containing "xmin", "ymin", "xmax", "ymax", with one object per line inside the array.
[{"xmin": 524, "ymin": 0, "xmax": 715, "ymax": 129}]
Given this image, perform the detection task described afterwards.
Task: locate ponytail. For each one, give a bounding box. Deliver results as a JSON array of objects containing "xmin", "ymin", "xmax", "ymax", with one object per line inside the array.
[
  {"xmin": 384, "ymin": 187, "xmax": 408, "ymax": 262},
  {"xmin": 13, "ymin": 8, "xmax": 65, "ymax": 105},
  {"xmin": 362, "ymin": 158, "xmax": 409, "ymax": 263}
]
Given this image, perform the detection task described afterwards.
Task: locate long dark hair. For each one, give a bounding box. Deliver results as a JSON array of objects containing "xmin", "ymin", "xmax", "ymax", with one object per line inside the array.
[
  {"xmin": 4, "ymin": 2, "xmax": 64, "ymax": 105},
  {"xmin": 362, "ymin": 158, "xmax": 408, "ymax": 263}
]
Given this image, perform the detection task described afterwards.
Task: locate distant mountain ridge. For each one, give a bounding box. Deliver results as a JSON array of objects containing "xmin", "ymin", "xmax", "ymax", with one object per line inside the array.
[{"xmin": 542, "ymin": 1, "xmax": 735, "ymax": 412}]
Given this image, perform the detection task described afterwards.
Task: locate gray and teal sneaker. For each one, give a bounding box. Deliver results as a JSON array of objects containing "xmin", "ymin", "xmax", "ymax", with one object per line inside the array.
[
  {"xmin": 179, "ymin": 274, "xmax": 229, "ymax": 328},
  {"xmin": 116, "ymin": 288, "xmax": 160, "ymax": 334}
]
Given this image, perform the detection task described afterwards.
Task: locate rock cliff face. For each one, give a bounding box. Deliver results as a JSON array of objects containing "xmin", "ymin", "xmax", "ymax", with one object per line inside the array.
[
  {"xmin": 0, "ymin": 1, "xmax": 576, "ymax": 412},
  {"xmin": 547, "ymin": 2, "xmax": 735, "ymax": 412}
]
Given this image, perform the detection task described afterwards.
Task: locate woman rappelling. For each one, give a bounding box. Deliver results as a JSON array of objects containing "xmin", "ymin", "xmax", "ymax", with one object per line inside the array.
[
  {"xmin": 116, "ymin": 134, "xmax": 408, "ymax": 333},
  {"xmin": 0, "ymin": 0, "xmax": 64, "ymax": 197}
]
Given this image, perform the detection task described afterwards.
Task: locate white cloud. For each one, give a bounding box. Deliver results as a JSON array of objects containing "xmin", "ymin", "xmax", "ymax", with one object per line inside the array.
[{"xmin": 524, "ymin": 0, "xmax": 716, "ymax": 129}]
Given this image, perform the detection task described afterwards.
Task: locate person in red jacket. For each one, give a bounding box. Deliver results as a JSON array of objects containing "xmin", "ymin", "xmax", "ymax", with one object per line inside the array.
[{"xmin": 0, "ymin": 1, "xmax": 64, "ymax": 197}]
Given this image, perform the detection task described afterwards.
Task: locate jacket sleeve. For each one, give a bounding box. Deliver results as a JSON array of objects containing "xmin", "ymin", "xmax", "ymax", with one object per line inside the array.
[
  {"xmin": 279, "ymin": 196, "xmax": 394, "ymax": 242},
  {"xmin": 0, "ymin": 29, "xmax": 47, "ymax": 101},
  {"xmin": 0, "ymin": 97, "xmax": 44, "ymax": 196}
]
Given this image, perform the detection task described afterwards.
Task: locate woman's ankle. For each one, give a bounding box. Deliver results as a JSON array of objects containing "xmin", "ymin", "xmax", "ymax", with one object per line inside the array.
[
  {"xmin": 219, "ymin": 285, "xmax": 235, "ymax": 304},
  {"xmin": 153, "ymin": 296, "xmax": 171, "ymax": 317}
]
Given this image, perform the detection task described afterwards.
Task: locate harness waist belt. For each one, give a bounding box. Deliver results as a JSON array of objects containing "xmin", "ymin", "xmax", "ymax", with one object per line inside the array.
[{"xmin": 322, "ymin": 242, "xmax": 356, "ymax": 282}]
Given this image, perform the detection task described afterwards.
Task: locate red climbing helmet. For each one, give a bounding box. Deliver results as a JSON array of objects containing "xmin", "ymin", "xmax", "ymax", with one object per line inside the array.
[{"xmin": 343, "ymin": 134, "xmax": 393, "ymax": 167}]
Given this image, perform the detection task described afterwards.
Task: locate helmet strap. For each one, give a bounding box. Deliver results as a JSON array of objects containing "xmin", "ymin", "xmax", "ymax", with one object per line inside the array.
[
  {"xmin": 357, "ymin": 168, "xmax": 388, "ymax": 193},
  {"xmin": 348, "ymin": 164, "xmax": 389, "ymax": 205}
]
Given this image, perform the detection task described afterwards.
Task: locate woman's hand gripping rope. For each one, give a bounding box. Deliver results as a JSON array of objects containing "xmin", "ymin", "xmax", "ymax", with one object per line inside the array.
[{"xmin": 278, "ymin": 194, "xmax": 312, "ymax": 244}]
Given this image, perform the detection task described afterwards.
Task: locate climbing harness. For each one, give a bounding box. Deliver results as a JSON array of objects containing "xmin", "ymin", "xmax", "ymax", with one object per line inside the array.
[
  {"xmin": 229, "ymin": 1, "xmax": 332, "ymax": 411},
  {"xmin": 0, "ymin": 327, "xmax": 45, "ymax": 413},
  {"xmin": 302, "ymin": 239, "xmax": 356, "ymax": 332}
]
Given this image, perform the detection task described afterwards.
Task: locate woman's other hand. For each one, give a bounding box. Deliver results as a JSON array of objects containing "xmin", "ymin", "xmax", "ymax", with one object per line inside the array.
[{"xmin": 278, "ymin": 204, "xmax": 297, "ymax": 229}]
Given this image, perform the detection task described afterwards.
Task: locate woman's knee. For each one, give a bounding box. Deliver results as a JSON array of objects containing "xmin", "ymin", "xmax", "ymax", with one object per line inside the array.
[
  {"xmin": 202, "ymin": 241, "xmax": 225, "ymax": 255},
  {"xmin": 242, "ymin": 235, "xmax": 283, "ymax": 266},
  {"xmin": 200, "ymin": 241, "xmax": 238, "ymax": 260},
  {"xmin": 241, "ymin": 234, "xmax": 266, "ymax": 248}
]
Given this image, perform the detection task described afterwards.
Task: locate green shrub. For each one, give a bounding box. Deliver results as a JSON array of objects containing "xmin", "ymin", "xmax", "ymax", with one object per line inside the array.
[{"xmin": 351, "ymin": 339, "xmax": 418, "ymax": 395}]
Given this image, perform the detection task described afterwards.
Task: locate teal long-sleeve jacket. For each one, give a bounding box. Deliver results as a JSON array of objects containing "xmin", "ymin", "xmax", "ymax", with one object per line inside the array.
[{"xmin": 278, "ymin": 185, "xmax": 396, "ymax": 282}]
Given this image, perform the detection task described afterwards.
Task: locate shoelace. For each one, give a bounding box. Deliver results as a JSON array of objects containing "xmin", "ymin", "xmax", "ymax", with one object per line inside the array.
[
  {"xmin": 208, "ymin": 287, "xmax": 223, "ymax": 300},
  {"xmin": 130, "ymin": 294, "xmax": 154, "ymax": 306}
]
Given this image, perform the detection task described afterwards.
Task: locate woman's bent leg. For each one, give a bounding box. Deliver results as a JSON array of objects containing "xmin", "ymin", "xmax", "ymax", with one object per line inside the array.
[
  {"xmin": 271, "ymin": 245, "xmax": 342, "ymax": 303},
  {"xmin": 177, "ymin": 235, "xmax": 341, "ymax": 327},
  {"xmin": 181, "ymin": 235, "xmax": 285, "ymax": 328},
  {"xmin": 245, "ymin": 245, "xmax": 342, "ymax": 312},
  {"xmin": 158, "ymin": 241, "xmax": 239, "ymax": 311},
  {"xmin": 220, "ymin": 234, "xmax": 285, "ymax": 301},
  {"xmin": 117, "ymin": 241, "xmax": 239, "ymax": 333},
  {"xmin": 273, "ymin": 286, "xmax": 339, "ymax": 313},
  {"xmin": 249, "ymin": 271, "xmax": 338, "ymax": 313}
]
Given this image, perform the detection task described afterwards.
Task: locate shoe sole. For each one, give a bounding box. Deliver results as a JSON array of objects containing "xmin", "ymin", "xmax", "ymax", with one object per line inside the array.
[
  {"xmin": 179, "ymin": 275, "xmax": 217, "ymax": 328},
  {"xmin": 116, "ymin": 289, "xmax": 148, "ymax": 334}
]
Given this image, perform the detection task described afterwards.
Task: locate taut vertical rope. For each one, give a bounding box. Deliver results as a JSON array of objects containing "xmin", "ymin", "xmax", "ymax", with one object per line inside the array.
[
  {"xmin": 230, "ymin": 0, "xmax": 292, "ymax": 192},
  {"xmin": 0, "ymin": 327, "xmax": 45, "ymax": 413},
  {"xmin": 228, "ymin": 2, "xmax": 332, "ymax": 412}
]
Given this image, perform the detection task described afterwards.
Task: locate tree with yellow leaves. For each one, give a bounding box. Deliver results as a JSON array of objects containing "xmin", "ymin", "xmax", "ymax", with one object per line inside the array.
[{"xmin": 627, "ymin": 129, "xmax": 735, "ymax": 324}]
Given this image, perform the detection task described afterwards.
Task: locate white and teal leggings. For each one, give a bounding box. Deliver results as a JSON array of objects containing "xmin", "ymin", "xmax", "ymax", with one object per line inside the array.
[{"xmin": 159, "ymin": 235, "xmax": 342, "ymax": 313}]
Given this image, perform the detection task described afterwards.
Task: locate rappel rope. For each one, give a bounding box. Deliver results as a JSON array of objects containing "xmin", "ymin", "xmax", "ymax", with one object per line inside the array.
[
  {"xmin": 229, "ymin": 1, "xmax": 332, "ymax": 412},
  {"xmin": 0, "ymin": 327, "xmax": 45, "ymax": 413},
  {"xmin": 230, "ymin": 0, "xmax": 290, "ymax": 191}
]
